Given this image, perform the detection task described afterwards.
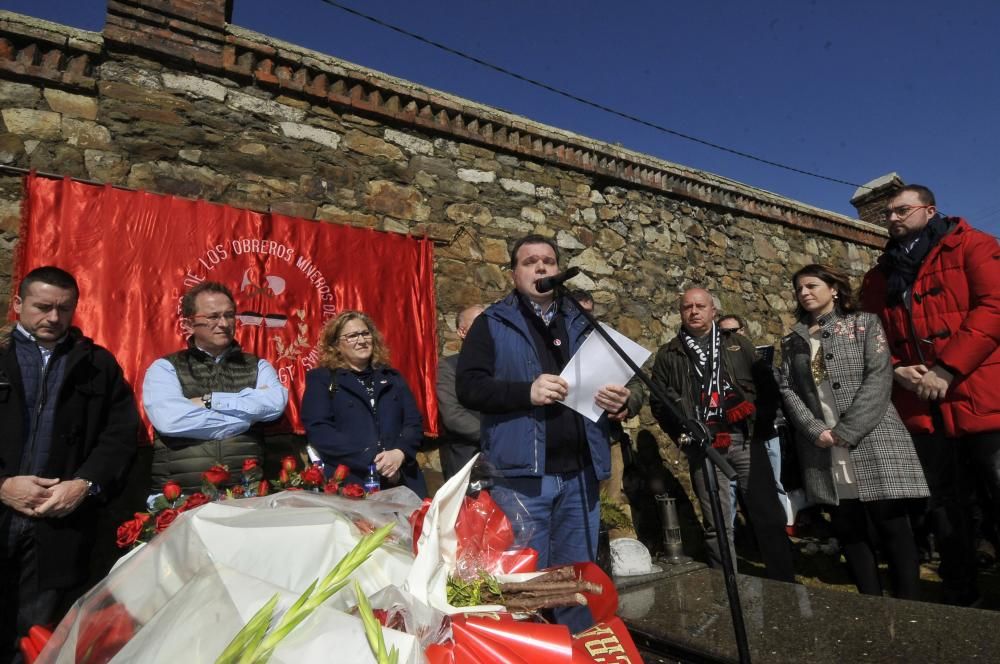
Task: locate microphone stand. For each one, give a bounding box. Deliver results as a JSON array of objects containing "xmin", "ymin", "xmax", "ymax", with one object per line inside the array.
[{"xmin": 553, "ymin": 283, "xmax": 752, "ymax": 664}]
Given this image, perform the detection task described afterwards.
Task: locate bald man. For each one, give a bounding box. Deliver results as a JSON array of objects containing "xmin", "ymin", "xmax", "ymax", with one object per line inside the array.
[
  {"xmin": 436, "ymin": 305, "xmax": 485, "ymax": 479},
  {"xmin": 649, "ymin": 288, "xmax": 793, "ymax": 581}
]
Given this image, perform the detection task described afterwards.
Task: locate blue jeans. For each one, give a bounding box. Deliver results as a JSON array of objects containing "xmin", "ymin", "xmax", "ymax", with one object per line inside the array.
[
  {"xmin": 730, "ymin": 436, "xmax": 792, "ymax": 527},
  {"xmin": 491, "ymin": 466, "xmax": 600, "ymax": 632}
]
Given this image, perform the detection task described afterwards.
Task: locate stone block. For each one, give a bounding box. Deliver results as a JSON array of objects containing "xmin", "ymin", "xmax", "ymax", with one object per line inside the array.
[
  {"xmin": 62, "ymin": 118, "xmax": 111, "ymax": 149},
  {"xmin": 445, "ymin": 202, "xmax": 491, "ymax": 226},
  {"xmin": 43, "ymin": 89, "xmax": 98, "ymax": 120},
  {"xmin": 279, "ymin": 122, "xmax": 342, "ymax": 150},
  {"xmin": 520, "ymin": 207, "xmax": 544, "ymax": 224},
  {"xmin": 84, "ymin": 149, "xmax": 129, "ymax": 182},
  {"xmin": 2, "ymin": 108, "xmax": 61, "ymax": 139},
  {"xmin": 499, "ymin": 177, "xmax": 535, "ymax": 196},
  {"xmin": 161, "ymin": 72, "xmax": 227, "ymax": 101},
  {"xmin": 342, "ymin": 130, "xmax": 403, "ymax": 160},
  {"xmin": 456, "ymin": 168, "xmax": 495, "ymax": 184},
  {"xmin": 0, "ymin": 81, "xmax": 41, "ymax": 106},
  {"xmin": 0, "ymin": 133, "xmax": 24, "ymax": 164},
  {"xmin": 384, "ymin": 128, "xmax": 433, "ymax": 155},
  {"xmin": 364, "ymin": 180, "xmax": 430, "ymax": 222},
  {"xmin": 226, "ymin": 90, "xmax": 305, "ymax": 122},
  {"xmin": 569, "ymin": 247, "xmax": 613, "ymax": 276}
]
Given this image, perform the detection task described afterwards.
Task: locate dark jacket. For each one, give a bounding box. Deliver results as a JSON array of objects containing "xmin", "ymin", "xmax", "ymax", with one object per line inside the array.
[
  {"xmin": 0, "ymin": 328, "xmax": 138, "ymax": 589},
  {"xmin": 779, "ymin": 311, "xmax": 928, "ymax": 505},
  {"xmin": 455, "ymin": 292, "xmax": 613, "ymax": 480},
  {"xmin": 302, "ymin": 365, "xmax": 427, "ymax": 497},
  {"xmin": 649, "ymin": 331, "xmax": 777, "ymax": 444},
  {"xmin": 436, "ymin": 353, "xmax": 481, "ymax": 478},
  {"xmin": 860, "ymin": 217, "xmax": 1000, "ymax": 436},
  {"xmin": 150, "ymin": 346, "xmax": 263, "ymax": 493}
]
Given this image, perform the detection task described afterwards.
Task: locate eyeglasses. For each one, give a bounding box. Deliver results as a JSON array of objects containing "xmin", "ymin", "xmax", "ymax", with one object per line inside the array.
[
  {"xmin": 192, "ymin": 312, "xmax": 236, "ymax": 325},
  {"xmin": 881, "ymin": 205, "xmax": 931, "ymax": 221},
  {"xmin": 720, "ymin": 327, "xmax": 742, "ymax": 334},
  {"xmin": 340, "ymin": 330, "xmax": 372, "ymax": 344}
]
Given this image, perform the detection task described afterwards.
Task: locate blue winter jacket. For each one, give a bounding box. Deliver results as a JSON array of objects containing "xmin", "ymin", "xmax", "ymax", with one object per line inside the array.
[
  {"xmin": 480, "ymin": 293, "xmax": 612, "ymax": 479},
  {"xmin": 302, "ymin": 365, "xmax": 427, "ymax": 497}
]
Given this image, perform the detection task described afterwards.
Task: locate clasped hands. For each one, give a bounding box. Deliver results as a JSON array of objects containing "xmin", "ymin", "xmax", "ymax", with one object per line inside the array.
[
  {"xmin": 0, "ymin": 475, "xmax": 89, "ymax": 518},
  {"xmin": 894, "ymin": 363, "xmax": 954, "ymax": 401},
  {"xmin": 374, "ymin": 448, "xmax": 405, "ymax": 482},
  {"xmin": 815, "ymin": 429, "xmax": 849, "ymax": 449},
  {"xmin": 529, "ymin": 373, "xmax": 630, "ymax": 417}
]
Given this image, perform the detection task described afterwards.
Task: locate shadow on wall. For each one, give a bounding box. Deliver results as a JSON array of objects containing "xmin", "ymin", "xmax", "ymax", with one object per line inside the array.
[{"xmin": 623, "ymin": 429, "xmax": 703, "ymax": 560}]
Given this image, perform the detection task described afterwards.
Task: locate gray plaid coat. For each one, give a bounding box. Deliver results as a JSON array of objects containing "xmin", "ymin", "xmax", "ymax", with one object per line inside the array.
[{"xmin": 779, "ymin": 310, "xmax": 928, "ymax": 505}]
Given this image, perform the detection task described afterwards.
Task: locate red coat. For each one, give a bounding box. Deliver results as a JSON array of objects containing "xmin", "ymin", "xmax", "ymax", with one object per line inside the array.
[{"xmin": 860, "ymin": 217, "xmax": 1000, "ymax": 437}]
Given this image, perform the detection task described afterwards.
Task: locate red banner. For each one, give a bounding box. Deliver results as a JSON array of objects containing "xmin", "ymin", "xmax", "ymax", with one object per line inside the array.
[{"xmin": 13, "ymin": 175, "xmax": 439, "ymax": 437}]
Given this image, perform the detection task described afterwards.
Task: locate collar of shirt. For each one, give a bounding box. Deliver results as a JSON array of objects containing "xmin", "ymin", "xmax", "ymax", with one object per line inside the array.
[
  {"xmin": 529, "ymin": 298, "xmax": 557, "ymax": 326},
  {"xmin": 15, "ymin": 323, "xmax": 66, "ymax": 367}
]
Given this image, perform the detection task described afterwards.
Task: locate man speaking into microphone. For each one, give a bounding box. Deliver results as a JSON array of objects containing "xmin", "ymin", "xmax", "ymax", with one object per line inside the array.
[{"xmin": 457, "ymin": 234, "xmax": 629, "ymax": 632}]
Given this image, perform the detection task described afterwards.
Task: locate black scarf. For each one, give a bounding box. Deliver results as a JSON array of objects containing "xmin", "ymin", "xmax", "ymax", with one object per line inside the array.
[
  {"xmin": 880, "ymin": 214, "xmax": 953, "ymax": 305},
  {"xmin": 679, "ymin": 323, "xmax": 755, "ymax": 448}
]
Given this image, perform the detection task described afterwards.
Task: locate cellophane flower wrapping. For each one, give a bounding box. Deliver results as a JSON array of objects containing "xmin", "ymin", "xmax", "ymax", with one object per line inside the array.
[{"xmin": 36, "ymin": 489, "xmax": 426, "ymax": 664}]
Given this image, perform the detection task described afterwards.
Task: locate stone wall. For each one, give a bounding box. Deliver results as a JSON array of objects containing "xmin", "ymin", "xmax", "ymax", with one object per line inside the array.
[{"xmin": 0, "ymin": 2, "xmax": 887, "ymax": 444}]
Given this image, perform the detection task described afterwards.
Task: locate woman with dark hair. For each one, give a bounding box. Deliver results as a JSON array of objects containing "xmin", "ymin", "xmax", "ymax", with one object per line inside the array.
[
  {"xmin": 778, "ymin": 264, "xmax": 928, "ymax": 598},
  {"xmin": 301, "ymin": 310, "xmax": 427, "ymax": 497}
]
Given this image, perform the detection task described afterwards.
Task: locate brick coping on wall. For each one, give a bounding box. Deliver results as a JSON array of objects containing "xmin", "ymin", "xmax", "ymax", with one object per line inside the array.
[{"xmin": 0, "ymin": 8, "xmax": 886, "ymax": 248}]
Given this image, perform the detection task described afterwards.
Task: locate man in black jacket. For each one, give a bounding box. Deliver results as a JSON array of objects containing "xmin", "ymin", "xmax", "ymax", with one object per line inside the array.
[
  {"xmin": 436, "ymin": 304, "xmax": 484, "ymax": 480},
  {"xmin": 650, "ymin": 288, "xmax": 793, "ymax": 581},
  {"xmin": 0, "ymin": 266, "xmax": 138, "ymax": 662}
]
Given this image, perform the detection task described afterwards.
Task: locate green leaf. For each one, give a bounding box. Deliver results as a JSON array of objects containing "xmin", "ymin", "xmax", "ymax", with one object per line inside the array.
[{"xmin": 214, "ymin": 594, "xmax": 278, "ymax": 664}]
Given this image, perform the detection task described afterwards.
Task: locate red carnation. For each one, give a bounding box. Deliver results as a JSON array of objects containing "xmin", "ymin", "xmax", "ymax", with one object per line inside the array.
[
  {"xmin": 162, "ymin": 480, "xmax": 182, "ymax": 502},
  {"xmin": 341, "ymin": 483, "xmax": 365, "ymax": 499},
  {"xmin": 116, "ymin": 516, "xmax": 146, "ymax": 548},
  {"xmin": 301, "ymin": 465, "xmax": 325, "ymax": 486},
  {"xmin": 333, "ymin": 464, "xmax": 350, "ymax": 483},
  {"xmin": 258, "ymin": 480, "xmax": 271, "ymax": 497},
  {"xmin": 242, "ymin": 458, "xmax": 259, "ymax": 472},
  {"xmin": 154, "ymin": 508, "xmax": 179, "ymax": 533},
  {"xmin": 202, "ymin": 465, "xmax": 231, "ymax": 486},
  {"xmin": 180, "ymin": 492, "xmax": 210, "ymax": 512},
  {"xmin": 281, "ymin": 455, "xmax": 298, "ymax": 472}
]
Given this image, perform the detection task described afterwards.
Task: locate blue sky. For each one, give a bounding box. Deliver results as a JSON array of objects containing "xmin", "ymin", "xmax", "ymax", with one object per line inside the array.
[{"xmin": 7, "ymin": 0, "xmax": 1000, "ymax": 237}]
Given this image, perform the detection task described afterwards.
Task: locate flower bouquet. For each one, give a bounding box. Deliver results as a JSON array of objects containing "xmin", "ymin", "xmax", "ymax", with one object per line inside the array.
[{"xmin": 34, "ymin": 455, "xmax": 641, "ymax": 663}]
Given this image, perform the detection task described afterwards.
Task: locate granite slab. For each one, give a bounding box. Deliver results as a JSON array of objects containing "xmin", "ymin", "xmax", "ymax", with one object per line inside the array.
[{"xmin": 618, "ymin": 568, "xmax": 1000, "ymax": 663}]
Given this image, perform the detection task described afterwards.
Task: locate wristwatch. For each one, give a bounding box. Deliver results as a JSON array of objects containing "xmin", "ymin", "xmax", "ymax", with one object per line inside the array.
[
  {"xmin": 77, "ymin": 478, "xmax": 101, "ymax": 497},
  {"xmin": 201, "ymin": 393, "xmax": 212, "ymax": 409}
]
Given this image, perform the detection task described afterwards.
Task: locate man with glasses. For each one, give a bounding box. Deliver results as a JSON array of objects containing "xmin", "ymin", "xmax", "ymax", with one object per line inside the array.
[
  {"xmin": 142, "ymin": 282, "xmax": 288, "ymax": 494},
  {"xmin": 861, "ymin": 184, "xmax": 1000, "ymax": 605}
]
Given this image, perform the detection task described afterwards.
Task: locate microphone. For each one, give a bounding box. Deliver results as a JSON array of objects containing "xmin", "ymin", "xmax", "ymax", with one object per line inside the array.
[{"xmin": 535, "ymin": 267, "xmax": 581, "ymax": 294}]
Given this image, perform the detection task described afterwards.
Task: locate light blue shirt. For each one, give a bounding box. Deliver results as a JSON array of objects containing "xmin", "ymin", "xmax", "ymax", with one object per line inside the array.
[{"xmin": 142, "ymin": 352, "xmax": 289, "ymax": 440}]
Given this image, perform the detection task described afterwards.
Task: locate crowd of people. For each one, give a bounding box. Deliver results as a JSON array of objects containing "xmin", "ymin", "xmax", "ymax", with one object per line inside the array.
[{"xmin": 1, "ymin": 183, "xmax": 998, "ymax": 660}]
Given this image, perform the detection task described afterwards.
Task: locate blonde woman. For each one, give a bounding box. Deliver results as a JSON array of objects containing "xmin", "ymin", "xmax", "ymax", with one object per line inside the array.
[{"xmin": 301, "ymin": 311, "xmax": 427, "ymax": 497}]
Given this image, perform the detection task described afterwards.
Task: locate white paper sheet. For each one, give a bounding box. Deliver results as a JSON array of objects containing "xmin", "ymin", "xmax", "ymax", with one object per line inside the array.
[{"xmin": 558, "ymin": 324, "xmax": 651, "ymax": 422}]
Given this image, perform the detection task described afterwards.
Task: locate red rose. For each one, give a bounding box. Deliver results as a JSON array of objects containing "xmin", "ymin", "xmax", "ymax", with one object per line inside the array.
[
  {"xmin": 230, "ymin": 485, "xmax": 245, "ymax": 498},
  {"xmin": 162, "ymin": 481, "xmax": 182, "ymax": 502},
  {"xmin": 202, "ymin": 464, "xmax": 231, "ymax": 486},
  {"xmin": 154, "ymin": 508, "xmax": 179, "ymax": 533},
  {"xmin": 180, "ymin": 492, "xmax": 210, "ymax": 512},
  {"xmin": 257, "ymin": 479, "xmax": 271, "ymax": 496},
  {"xmin": 116, "ymin": 516, "xmax": 145, "ymax": 548},
  {"xmin": 333, "ymin": 464, "xmax": 350, "ymax": 483},
  {"xmin": 301, "ymin": 465, "xmax": 325, "ymax": 486},
  {"xmin": 134, "ymin": 511, "xmax": 151, "ymax": 524},
  {"xmin": 242, "ymin": 458, "xmax": 259, "ymax": 472},
  {"xmin": 323, "ymin": 479, "xmax": 340, "ymax": 494},
  {"xmin": 341, "ymin": 483, "xmax": 365, "ymax": 499},
  {"xmin": 281, "ymin": 455, "xmax": 298, "ymax": 472},
  {"xmin": 279, "ymin": 468, "xmax": 290, "ymax": 484}
]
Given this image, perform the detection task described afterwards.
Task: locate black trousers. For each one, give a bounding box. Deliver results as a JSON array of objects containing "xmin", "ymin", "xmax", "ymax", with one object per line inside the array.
[
  {"xmin": 911, "ymin": 425, "xmax": 1000, "ymax": 603},
  {"xmin": 1, "ymin": 516, "xmax": 63, "ymax": 664},
  {"xmin": 831, "ymin": 498, "xmax": 920, "ymax": 599}
]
